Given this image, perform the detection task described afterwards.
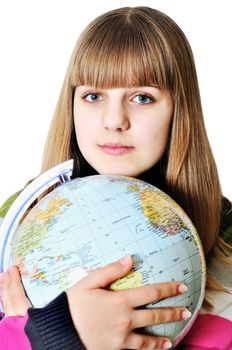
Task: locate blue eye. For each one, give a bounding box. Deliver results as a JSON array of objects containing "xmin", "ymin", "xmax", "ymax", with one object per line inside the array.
[
  {"xmin": 84, "ymin": 93, "xmax": 103, "ymax": 103},
  {"xmin": 133, "ymin": 94, "xmax": 153, "ymax": 104}
]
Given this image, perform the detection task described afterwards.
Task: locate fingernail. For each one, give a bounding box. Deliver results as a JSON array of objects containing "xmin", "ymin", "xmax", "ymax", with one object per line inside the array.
[
  {"xmin": 163, "ymin": 340, "xmax": 172, "ymax": 349},
  {"xmin": 178, "ymin": 284, "xmax": 188, "ymax": 293},
  {"xmin": 182, "ymin": 309, "xmax": 192, "ymax": 320},
  {"xmin": 120, "ymin": 255, "xmax": 131, "ymax": 266}
]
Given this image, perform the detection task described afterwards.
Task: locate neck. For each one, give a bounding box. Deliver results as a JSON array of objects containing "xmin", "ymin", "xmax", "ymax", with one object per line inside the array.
[{"xmin": 138, "ymin": 163, "xmax": 165, "ymax": 190}]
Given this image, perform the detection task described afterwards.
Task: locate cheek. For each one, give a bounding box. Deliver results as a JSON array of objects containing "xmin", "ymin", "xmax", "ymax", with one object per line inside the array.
[
  {"xmin": 75, "ymin": 124, "xmax": 90, "ymax": 149},
  {"xmin": 74, "ymin": 112, "xmax": 93, "ymax": 140},
  {"xmin": 74, "ymin": 116, "xmax": 86, "ymax": 152},
  {"xmin": 74, "ymin": 116, "xmax": 99, "ymax": 163},
  {"xmin": 143, "ymin": 118, "xmax": 171, "ymax": 149}
]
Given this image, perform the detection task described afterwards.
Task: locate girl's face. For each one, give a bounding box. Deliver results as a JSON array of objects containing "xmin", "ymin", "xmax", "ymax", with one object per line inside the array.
[{"xmin": 74, "ymin": 86, "xmax": 173, "ymax": 177}]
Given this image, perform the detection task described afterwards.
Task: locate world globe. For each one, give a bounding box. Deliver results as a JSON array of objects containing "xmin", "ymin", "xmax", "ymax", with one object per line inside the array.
[{"xmin": 0, "ymin": 164, "xmax": 206, "ymax": 348}]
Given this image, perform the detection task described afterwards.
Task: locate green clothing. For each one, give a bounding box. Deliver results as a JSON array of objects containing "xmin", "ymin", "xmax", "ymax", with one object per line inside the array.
[{"xmin": 0, "ymin": 191, "xmax": 22, "ymax": 218}]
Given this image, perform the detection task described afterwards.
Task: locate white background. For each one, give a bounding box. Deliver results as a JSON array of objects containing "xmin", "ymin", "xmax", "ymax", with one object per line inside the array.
[{"xmin": 0, "ymin": 0, "xmax": 231, "ymax": 205}]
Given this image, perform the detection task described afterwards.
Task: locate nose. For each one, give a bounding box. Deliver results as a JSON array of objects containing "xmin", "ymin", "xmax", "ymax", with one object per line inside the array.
[{"xmin": 103, "ymin": 103, "xmax": 130, "ymax": 131}]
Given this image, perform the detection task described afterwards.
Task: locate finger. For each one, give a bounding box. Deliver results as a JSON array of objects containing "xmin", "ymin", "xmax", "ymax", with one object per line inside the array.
[
  {"xmin": 1, "ymin": 266, "xmax": 32, "ymax": 316},
  {"xmin": 132, "ymin": 306, "xmax": 192, "ymax": 328},
  {"xmin": 125, "ymin": 332, "xmax": 172, "ymax": 349},
  {"xmin": 0, "ymin": 271, "xmax": 9, "ymax": 293},
  {"xmin": 81, "ymin": 255, "xmax": 133, "ymax": 289},
  {"xmin": 0, "ymin": 271, "xmax": 14, "ymax": 315},
  {"xmin": 9, "ymin": 266, "xmax": 28, "ymax": 298},
  {"xmin": 122, "ymin": 281, "xmax": 187, "ymax": 308},
  {"xmin": 8, "ymin": 266, "xmax": 32, "ymax": 313}
]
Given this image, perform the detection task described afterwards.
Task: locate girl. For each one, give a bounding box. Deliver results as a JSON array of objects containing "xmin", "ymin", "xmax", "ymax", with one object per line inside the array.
[{"xmin": 0, "ymin": 6, "xmax": 232, "ymax": 350}]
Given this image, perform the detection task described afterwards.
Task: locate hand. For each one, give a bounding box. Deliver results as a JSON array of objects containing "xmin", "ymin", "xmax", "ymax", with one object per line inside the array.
[
  {"xmin": 67, "ymin": 256, "xmax": 190, "ymax": 350},
  {"xmin": 0, "ymin": 266, "xmax": 32, "ymax": 316}
]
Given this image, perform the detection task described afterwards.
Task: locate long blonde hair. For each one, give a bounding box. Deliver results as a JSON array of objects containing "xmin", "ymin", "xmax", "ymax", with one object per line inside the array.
[{"xmin": 41, "ymin": 7, "xmax": 231, "ymax": 303}]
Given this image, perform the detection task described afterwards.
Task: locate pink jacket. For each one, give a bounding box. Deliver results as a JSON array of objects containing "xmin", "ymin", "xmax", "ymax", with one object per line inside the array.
[{"xmin": 0, "ymin": 313, "xmax": 31, "ymax": 350}]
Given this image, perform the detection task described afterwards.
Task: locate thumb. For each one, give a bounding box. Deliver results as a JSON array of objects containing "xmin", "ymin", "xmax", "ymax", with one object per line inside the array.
[
  {"xmin": 83, "ymin": 255, "xmax": 133, "ymax": 289},
  {"xmin": 1, "ymin": 267, "xmax": 31, "ymax": 316}
]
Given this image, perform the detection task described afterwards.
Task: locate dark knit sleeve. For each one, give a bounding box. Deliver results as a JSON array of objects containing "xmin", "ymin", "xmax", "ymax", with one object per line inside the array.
[{"xmin": 25, "ymin": 292, "xmax": 85, "ymax": 350}]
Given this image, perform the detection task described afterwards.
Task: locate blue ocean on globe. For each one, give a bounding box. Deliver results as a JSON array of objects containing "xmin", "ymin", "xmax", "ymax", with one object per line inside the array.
[{"xmin": 9, "ymin": 175, "xmax": 206, "ymax": 346}]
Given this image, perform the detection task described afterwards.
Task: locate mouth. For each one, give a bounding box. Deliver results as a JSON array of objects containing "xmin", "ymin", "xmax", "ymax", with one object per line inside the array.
[{"xmin": 98, "ymin": 143, "xmax": 135, "ymax": 156}]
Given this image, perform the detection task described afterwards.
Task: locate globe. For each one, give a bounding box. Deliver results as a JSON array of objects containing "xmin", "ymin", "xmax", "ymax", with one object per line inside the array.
[{"xmin": 8, "ymin": 175, "xmax": 205, "ymax": 346}]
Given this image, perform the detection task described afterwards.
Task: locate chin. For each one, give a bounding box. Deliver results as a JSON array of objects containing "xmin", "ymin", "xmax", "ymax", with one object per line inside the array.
[{"xmin": 97, "ymin": 165, "xmax": 142, "ymax": 178}]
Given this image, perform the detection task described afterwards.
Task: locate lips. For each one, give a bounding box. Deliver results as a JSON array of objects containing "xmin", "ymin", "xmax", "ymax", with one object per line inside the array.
[{"xmin": 99, "ymin": 143, "xmax": 134, "ymax": 156}]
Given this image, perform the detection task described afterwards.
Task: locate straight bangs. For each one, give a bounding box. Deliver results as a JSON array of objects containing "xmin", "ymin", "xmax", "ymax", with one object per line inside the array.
[{"xmin": 69, "ymin": 13, "xmax": 176, "ymax": 91}]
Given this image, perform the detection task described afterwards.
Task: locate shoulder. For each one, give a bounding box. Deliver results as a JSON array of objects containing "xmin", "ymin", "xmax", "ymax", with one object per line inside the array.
[{"xmin": 221, "ymin": 197, "xmax": 232, "ymax": 244}]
